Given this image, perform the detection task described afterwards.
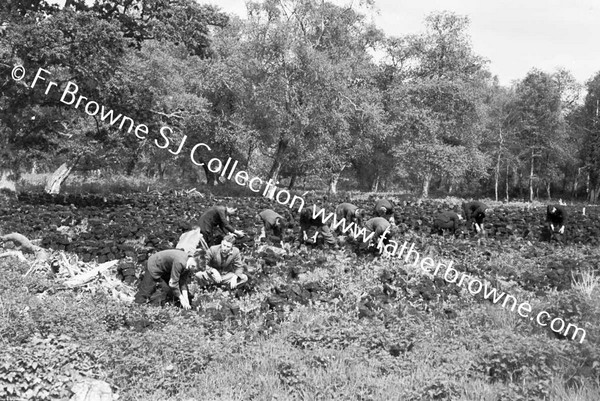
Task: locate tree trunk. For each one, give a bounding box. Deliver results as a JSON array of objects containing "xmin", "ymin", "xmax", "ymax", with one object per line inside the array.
[
  {"xmin": 505, "ymin": 163, "xmax": 510, "ymax": 202},
  {"xmin": 245, "ymin": 141, "xmax": 255, "ymax": 170},
  {"xmin": 197, "ymin": 163, "xmax": 217, "ymax": 186},
  {"xmin": 45, "ymin": 157, "xmax": 80, "ymax": 194},
  {"xmin": 125, "ymin": 156, "xmax": 137, "ymax": 176},
  {"xmin": 494, "ymin": 153, "xmax": 501, "ymax": 202},
  {"xmin": 421, "ymin": 172, "xmax": 432, "ymax": 198},
  {"xmin": 288, "ymin": 174, "xmax": 297, "ymax": 190},
  {"xmin": 266, "ymin": 138, "xmax": 287, "ymax": 198},
  {"xmin": 371, "ymin": 174, "xmax": 380, "ymax": 192},
  {"xmin": 572, "ymin": 167, "xmax": 581, "ymax": 198},
  {"xmin": 328, "ymin": 166, "xmax": 345, "ymax": 195},
  {"xmin": 546, "ymin": 181, "xmax": 551, "ymax": 200},
  {"xmin": 529, "ymin": 151, "xmax": 535, "ymax": 202},
  {"xmin": 0, "ymin": 169, "xmax": 17, "ymax": 206},
  {"xmin": 268, "ymin": 138, "xmax": 287, "ymax": 181}
]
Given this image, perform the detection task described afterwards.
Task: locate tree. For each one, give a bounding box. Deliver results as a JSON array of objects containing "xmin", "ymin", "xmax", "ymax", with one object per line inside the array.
[
  {"xmin": 513, "ymin": 69, "xmax": 567, "ymax": 201},
  {"xmin": 0, "ymin": 0, "xmax": 230, "ymax": 192},
  {"xmin": 384, "ymin": 12, "xmax": 491, "ymax": 197},
  {"xmin": 574, "ymin": 72, "xmax": 600, "ymax": 202}
]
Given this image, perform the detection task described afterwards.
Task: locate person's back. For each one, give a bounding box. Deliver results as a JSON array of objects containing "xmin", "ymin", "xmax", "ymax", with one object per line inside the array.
[
  {"xmin": 335, "ymin": 203, "xmax": 364, "ymax": 226},
  {"xmin": 257, "ymin": 209, "xmax": 285, "ymax": 238},
  {"xmin": 433, "ymin": 211, "xmax": 461, "ymax": 234},
  {"xmin": 198, "ymin": 206, "xmax": 232, "ymax": 232},
  {"xmin": 197, "ymin": 205, "xmax": 243, "ymax": 245},
  {"xmin": 365, "ymin": 217, "xmax": 391, "ymax": 235},
  {"xmin": 462, "ymin": 201, "xmax": 486, "ymax": 222},
  {"xmin": 300, "ymin": 207, "xmax": 326, "ymax": 227},
  {"xmin": 259, "ymin": 209, "xmax": 284, "ymax": 225},
  {"xmin": 147, "ymin": 249, "xmax": 188, "ymax": 279},
  {"xmin": 374, "ymin": 199, "xmax": 393, "ymax": 216}
]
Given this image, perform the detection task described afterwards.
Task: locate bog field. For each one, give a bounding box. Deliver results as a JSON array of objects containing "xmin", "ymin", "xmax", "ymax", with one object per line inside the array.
[{"xmin": 1, "ymin": 190, "xmax": 600, "ymax": 401}]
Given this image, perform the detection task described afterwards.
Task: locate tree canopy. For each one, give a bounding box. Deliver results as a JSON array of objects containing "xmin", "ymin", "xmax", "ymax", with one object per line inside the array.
[{"xmin": 0, "ymin": 0, "xmax": 597, "ymax": 201}]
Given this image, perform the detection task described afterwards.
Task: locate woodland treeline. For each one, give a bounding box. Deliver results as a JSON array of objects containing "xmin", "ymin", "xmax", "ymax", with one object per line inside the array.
[{"xmin": 1, "ymin": 0, "xmax": 600, "ymax": 201}]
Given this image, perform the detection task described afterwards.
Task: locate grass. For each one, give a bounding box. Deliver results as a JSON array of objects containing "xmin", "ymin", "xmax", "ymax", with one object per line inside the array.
[
  {"xmin": 2, "ymin": 240, "xmax": 600, "ymax": 400},
  {"xmin": 572, "ymin": 268, "xmax": 600, "ymax": 299},
  {"xmin": 2, "ymin": 185, "xmax": 600, "ymax": 399}
]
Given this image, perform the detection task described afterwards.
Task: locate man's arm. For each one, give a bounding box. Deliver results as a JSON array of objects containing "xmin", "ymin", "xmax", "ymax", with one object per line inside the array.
[
  {"xmin": 231, "ymin": 250, "xmax": 245, "ymax": 277},
  {"xmin": 168, "ymin": 260, "xmax": 187, "ymax": 298}
]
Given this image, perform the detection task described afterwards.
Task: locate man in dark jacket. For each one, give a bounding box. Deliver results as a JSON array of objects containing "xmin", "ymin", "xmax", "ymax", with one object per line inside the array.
[
  {"xmin": 374, "ymin": 198, "xmax": 394, "ymax": 219},
  {"xmin": 462, "ymin": 201, "xmax": 488, "ymax": 233},
  {"xmin": 134, "ymin": 249, "xmax": 199, "ymax": 309},
  {"xmin": 364, "ymin": 217, "xmax": 392, "ymax": 250},
  {"xmin": 256, "ymin": 209, "xmax": 286, "ymax": 240},
  {"xmin": 433, "ymin": 211, "xmax": 462, "ymax": 235},
  {"xmin": 196, "ymin": 234, "xmax": 248, "ymax": 289},
  {"xmin": 547, "ymin": 205, "xmax": 567, "ymax": 234},
  {"xmin": 335, "ymin": 202, "xmax": 366, "ymax": 228},
  {"xmin": 197, "ymin": 204, "xmax": 244, "ymax": 246},
  {"xmin": 299, "ymin": 207, "xmax": 338, "ymax": 249}
]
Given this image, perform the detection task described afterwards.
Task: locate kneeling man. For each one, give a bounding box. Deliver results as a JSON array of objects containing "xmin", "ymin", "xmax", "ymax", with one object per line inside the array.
[{"xmin": 196, "ymin": 234, "xmax": 248, "ymax": 289}]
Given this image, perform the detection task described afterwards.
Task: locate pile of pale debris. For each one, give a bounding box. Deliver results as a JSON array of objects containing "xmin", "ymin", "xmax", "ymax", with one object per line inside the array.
[{"xmin": 1, "ymin": 232, "xmax": 136, "ymax": 302}]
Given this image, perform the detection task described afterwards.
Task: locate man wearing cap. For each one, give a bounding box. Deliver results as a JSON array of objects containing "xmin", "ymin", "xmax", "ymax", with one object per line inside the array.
[
  {"xmin": 255, "ymin": 209, "xmax": 286, "ymax": 240},
  {"xmin": 298, "ymin": 207, "xmax": 339, "ymax": 249},
  {"xmin": 547, "ymin": 204, "xmax": 567, "ymax": 235},
  {"xmin": 196, "ymin": 234, "xmax": 248, "ymax": 289},
  {"xmin": 134, "ymin": 249, "xmax": 200, "ymax": 309},
  {"xmin": 335, "ymin": 202, "xmax": 366, "ymax": 229},
  {"xmin": 433, "ymin": 211, "xmax": 463, "ymax": 235},
  {"xmin": 197, "ymin": 204, "xmax": 244, "ymax": 246},
  {"xmin": 462, "ymin": 201, "xmax": 488, "ymax": 234}
]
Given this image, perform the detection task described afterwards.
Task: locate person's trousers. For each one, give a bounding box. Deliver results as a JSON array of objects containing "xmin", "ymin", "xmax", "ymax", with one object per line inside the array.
[
  {"xmin": 196, "ymin": 270, "xmax": 248, "ymax": 288},
  {"xmin": 300, "ymin": 224, "xmax": 336, "ymax": 245},
  {"xmin": 433, "ymin": 219, "xmax": 456, "ymax": 233},
  {"xmin": 134, "ymin": 268, "xmax": 173, "ymax": 305}
]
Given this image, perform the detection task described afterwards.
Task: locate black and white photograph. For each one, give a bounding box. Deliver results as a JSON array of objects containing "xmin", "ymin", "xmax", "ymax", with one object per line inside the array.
[{"xmin": 1, "ymin": 0, "xmax": 600, "ymax": 399}]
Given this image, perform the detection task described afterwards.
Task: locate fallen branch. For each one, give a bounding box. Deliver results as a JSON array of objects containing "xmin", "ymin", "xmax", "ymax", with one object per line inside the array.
[
  {"xmin": 1, "ymin": 233, "xmax": 39, "ymax": 253},
  {"xmin": 63, "ymin": 260, "xmax": 119, "ymax": 288},
  {"xmin": 60, "ymin": 252, "xmax": 76, "ymax": 277}
]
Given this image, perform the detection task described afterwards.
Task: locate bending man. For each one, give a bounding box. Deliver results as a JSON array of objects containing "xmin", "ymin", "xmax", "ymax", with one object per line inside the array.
[
  {"xmin": 256, "ymin": 209, "xmax": 286, "ymax": 240},
  {"xmin": 335, "ymin": 202, "xmax": 366, "ymax": 229},
  {"xmin": 433, "ymin": 211, "xmax": 462, "ymax": 235},
  {"xmin": 462, "ymin": 201, "xmax": 488, "ymax": 234},
  {"xmin": 197, "ymin": 204, "xmax": 244, "ymax": 246},
  {"xmin": 547, "ymin": 204, "xmax": 567, "ymax": 235},
  {"xmin": 299, "ymin": 207, "xmax": 339, "ymax": 249},
  {"xmin": 134, "ymin": 249, "xmax": 199, "ymax": 309}
]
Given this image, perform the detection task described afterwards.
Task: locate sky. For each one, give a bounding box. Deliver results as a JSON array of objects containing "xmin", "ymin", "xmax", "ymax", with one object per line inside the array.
[{"xmin": 209, "ymin": 0, "xmax": 600, "ymax": 87}]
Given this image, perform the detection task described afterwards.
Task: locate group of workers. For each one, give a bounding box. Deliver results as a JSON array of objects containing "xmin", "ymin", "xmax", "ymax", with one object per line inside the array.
[{"xmin": 134, "ymin": 199, "xmax": 568, "ymax": 309}]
